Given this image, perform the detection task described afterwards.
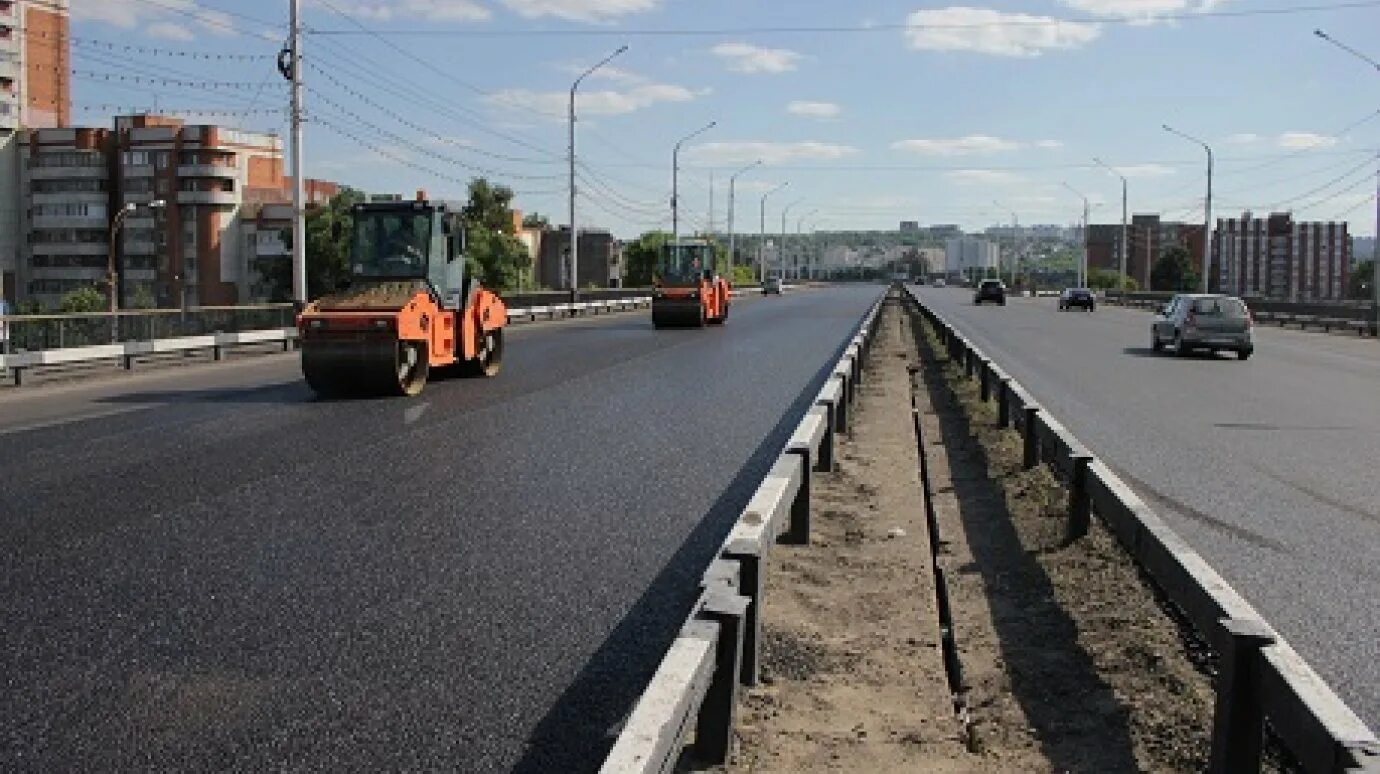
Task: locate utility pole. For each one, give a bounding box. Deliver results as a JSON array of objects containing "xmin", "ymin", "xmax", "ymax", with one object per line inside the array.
[
  {"xmin": 1314, "ymin": 29, "xmax": 1379, "ymax": 332},
  {"xmin": 1062, "ymin": 182, "xmax": 1090, "ymax": 288},
  {"xmin": 727, "ymin": 160, "xmax": 761, "ymax": 278},
  {"xmin": 671, "ymin": 121, "xmax": 716, "ymax": 257},
  {"xmin": 1163, "ymin": 125, "xmax": 1214, "ymax": 293},
  {"xmin": 1093, "ymin": 157, "xmax": 1129, "ymax": 291},
  {"xmin": 707, "ymin": 171, "xmax": 714, "ymax": 238},
  {"xmin": 569, "ymin": 46, "xmax": 627, "ymax": 301},
  {"xmin": 781, "ymin": 199, "xmax": 803, "ymax": 282},
  {"xmin": 759, "ymin": 182, "xmax": 787, "ymax": 283},
  {"xmin": 288, "ymin": 0, "xmax": 306, "ymax": 307}
]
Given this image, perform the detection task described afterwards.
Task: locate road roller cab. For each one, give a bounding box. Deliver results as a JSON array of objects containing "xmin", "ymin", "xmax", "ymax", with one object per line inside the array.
[
  {"xmin": 651, "ymin": 239, "xmax": 731, "ymax": 328},
  {"xmin": 297, "ymin": 194, "xmax": 507, "ymax": 397}
]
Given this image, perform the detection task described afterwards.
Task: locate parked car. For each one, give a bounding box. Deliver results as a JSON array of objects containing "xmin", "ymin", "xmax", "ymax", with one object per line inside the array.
[
  {"xmin": 974, "ymin": 279, "xmax": 1006, "ymax": 305},
  {"xmin": 1059, "ymin": 288, "xmax": 1096, "ymax": 312},
  {"xmin": 1151, "ymin": 294, "xmax": 1254, "ymax": 359},
  {"xmin": 763, "ymin": 277, "xmax": 783, "ymax": 295},
  {"xmin": 933, "ymin": 278, "xmax": 946, "ymax": 288}
]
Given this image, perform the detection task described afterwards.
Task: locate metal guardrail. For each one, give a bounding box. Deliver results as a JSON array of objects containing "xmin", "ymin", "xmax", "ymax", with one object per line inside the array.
[
  {"xmin": 0, "ymin": 305, "xmax": 298, "ymax": 352},
  {"xmin": 1104, "ymin": 291, "xmax": 1378, "ymax": 336},
  {"xmin": 901, "ymin": 284, "xmax": 1379, "ymax": 774},
  {"xmin": 600, "ymin": 292, "xmax": 884, "ymax": 774}
]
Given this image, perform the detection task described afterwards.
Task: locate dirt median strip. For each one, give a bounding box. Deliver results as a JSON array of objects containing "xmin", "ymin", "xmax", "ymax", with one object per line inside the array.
[{"xmin": 720, "ymin": 293, "xmax": 1228, "ymax": 773}]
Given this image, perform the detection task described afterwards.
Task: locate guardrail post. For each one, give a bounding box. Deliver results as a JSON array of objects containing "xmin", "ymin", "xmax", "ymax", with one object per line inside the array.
[
  {"xmin": 980, "ymin": 360, "xmax": 992, "ymax": 402},
  {"xmin": 1066, "ymin": 453, "xmax": 1094, "ymax": 542},
  {"xmin": 721, "ymin": 541, "xmax": 764, "ymax": 687},
  {"xmin": 834, "ymin": 376, "xmax": 850, "ymax": 434},
  {"xmin": 997, "ymin": 378, "xmax": 1012, "ymax": 428},
  {"xmin": 692, "ymin": 592, "xmax": 750, "ymax": 766},
  {"xmin": 12, "ymin": 367, "xmax": 21, "ymax": 387},
  {"xmin": 817, "ymin": 416, "xmax": 835, "ymax": 473},
  {"xmin": 1209, "ymin": 618, "xmax": 1276, "ymax": 774},
  {"xmin": 1022, "ymin": 406, "xmax": 1040, "ymax": 469},
  {"xmin": 964, "ymin": 347, "xmax": 976, "ymax": 378},
  {"xmin": 781, "ymin": 450, "xmax": 811, "ymax": 546}
]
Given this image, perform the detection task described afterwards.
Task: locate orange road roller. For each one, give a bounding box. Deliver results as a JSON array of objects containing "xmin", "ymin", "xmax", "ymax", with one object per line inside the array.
[
  {"xmin": 651, "ymin": 239, "xmax": 731, "ymax": 328},
  {"xmin": 297, "ymin": 194, "xmax": 507, "ymax": 397}
]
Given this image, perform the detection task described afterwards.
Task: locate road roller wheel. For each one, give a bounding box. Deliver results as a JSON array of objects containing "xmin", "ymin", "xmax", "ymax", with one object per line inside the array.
[
  {"xmin": 464, "ymin": 328, "xmax": 504, "ymax": 377},
  {"xmin": 393, "ymin": 340, "xmax": 430, "ymax": 396}
]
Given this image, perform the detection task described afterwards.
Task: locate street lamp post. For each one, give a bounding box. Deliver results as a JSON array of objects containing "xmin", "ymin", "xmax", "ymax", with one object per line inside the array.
[
  {"xmin": 107, "ymin": 199, "xmax": 165, "ymax": 341},
  {"xmin": 671, "ymin": 120, "xmax": 717, "ymax": 254},
  {"xmin": 569, "ymin": 45, "xmax": 628, "ymax": 301},
  {"xmin": 727, "ymin": 159, "xmax": 761, "ymax": 279},
  {"xmin": 1093, "ymin": 157, "xmax": 1129, "ymax": 291},
  {"xmin": 781, "ymin": 199, "xmax": 803, "ymax": 282},
  {"xmin": 993, "ymin": 200, "xmax": 1018, "ymax": 288},
  {"xmin": 759, "ymin": 182, "xmax": 787, "ymax": 284},
  {"xmin": 1061, "ymin": 182, "xmax": 1090, "ymax": 288},
  {"xmin": 796, "ymin": 209, "xmax": 817, "ymax": 279},
  {"xmin": 1163, "ymin": 124, "xmax": 1214, "ymax": 293},
  {"xmin": 1314, "ymin": 28, "xmax": 1378, "ymax": 332}
]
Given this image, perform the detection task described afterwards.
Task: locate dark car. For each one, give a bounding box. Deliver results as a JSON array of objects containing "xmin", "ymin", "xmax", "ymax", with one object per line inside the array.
[
  {"xmin": 974, "ymin": 279, "xmax": 1006, "ymax": 305},
  {"xmin": 1059, "ymin": 288, "xmax": 1095, "ymax": 311},
  {"xmin": 1151, "ymin": 294, "xmax": 1254, "ymax": 359}
]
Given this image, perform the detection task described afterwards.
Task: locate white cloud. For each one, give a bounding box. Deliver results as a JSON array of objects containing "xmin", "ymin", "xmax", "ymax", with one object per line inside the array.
[
  {"xmin": 685, "ymin": 141, "xmax": 860, "ymax": 166},
  {"xmin": 502, "ymin": 0, "xmax": 658, "ymax": 22},
  {"xmin": 944, "ymin": 169, "xmax": 1024, "ymax": 185},
  {"xmin": 711, "ymin": 42, "xmax": 804, "ymax": 74},
  {"xmin": 1035, "ymin": 139, "xmax": 1064, "ymax": 149},
  {"xmin": 486, "ymin": 82, "xmax": 701, "ymax": 116},
  {"xmin": 329, "ymin": 0, "xmax": 491, "ymax": 22},
  {"xmin": 787, "ymin": 101, "xmax": 841, "ymax": 119},
  {"xmin": 73, "ymin": 0, "xmax": 241, "ymax": 37},
  {"xmin": 905, "ymin": 7, "xmax": 1102, "ymax": 57},
  {"xmin": 1058, "ymin": 0, "xmax": 1224, "ymax": 23},
  {"xmin": 1277, "ymin": 132, "xmax": 1338, "ymax": 149},
  {"xmin": 146, "ymin": 21, "xmax": 196, "ymax": 41},
  {"xmin": 1224, "ymin": 132, "xmax": 1261, "ymax": 145},
  {"xmin": 1112, "ymin": 163, "xmax": 1177, "ymax": 178},
  {"xmin": 891, "ymin": 134, "xmax": 1023, "ymax": 155}
]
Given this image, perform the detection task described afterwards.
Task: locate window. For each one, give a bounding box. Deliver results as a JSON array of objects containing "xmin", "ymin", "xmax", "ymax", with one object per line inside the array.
[
  {"xmin": 123, "ymin": 151, "xmax": 150, "ymax": 166},
  {"xmin": 154, "ymin": 151, "xmax": 170, "ymax": 169},
  {"xmin": 33, "ymin": 202, "xmax": 107, "ymax": 218},
  {"xmin": 123, "ymin": 178, "xmax": 154, "ymax": 194},
  {"xmin": 32, "ymin": 179, "xmax": 106, "ymax": 193}
]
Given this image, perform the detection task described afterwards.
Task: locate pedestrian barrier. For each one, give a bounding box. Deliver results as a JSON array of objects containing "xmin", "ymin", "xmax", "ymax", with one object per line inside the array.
[
  {"xmin": 600, "ymin": 292, "xmax": 885, "ymax": 774},
  {"xmin": 901, "ymin": 284, "xmax": 1379, "ymax": 774}
]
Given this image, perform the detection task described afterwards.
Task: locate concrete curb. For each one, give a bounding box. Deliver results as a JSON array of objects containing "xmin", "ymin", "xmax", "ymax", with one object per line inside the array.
[{"xmin": 599, "ymin": 289, "xmax": 886, "ymax": 774}]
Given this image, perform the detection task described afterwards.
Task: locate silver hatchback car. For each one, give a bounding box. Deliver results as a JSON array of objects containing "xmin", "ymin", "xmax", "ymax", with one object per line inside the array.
[{"xmin": 1152, "ymin": 294, "xmax": 1254, "ymax": 359}]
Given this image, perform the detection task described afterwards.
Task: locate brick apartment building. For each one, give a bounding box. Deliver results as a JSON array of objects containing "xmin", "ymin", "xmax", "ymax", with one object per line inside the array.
[
  {"xmin": 536, "ymin": 227, "xmax": 621, "ymax": 289},
  {"xmin": 13, "ymin": 114, "xmax": 338, "ymax": 309},
  {"xmin": 1086, "ymin": 214, "xmax": 1205, "ymax": 287},
  {"xmin": 1213, "ymin": 212, "xmax": 1350, "ymax": 301},
  {"xmin": 2, "ymin": 0, "xmax": 70, "ymax": 303}
]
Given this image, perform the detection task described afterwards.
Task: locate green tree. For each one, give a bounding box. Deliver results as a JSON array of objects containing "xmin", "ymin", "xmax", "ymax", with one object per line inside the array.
[
  {"xmin": 522, "ymin": 212, "xmax": 550, "ymax": 229},
  {"xmin": 1151, "ymin": 246, "xmax": 1199, "ymax": 292},
  {"xmin": 623, "ymin": 230, "xmax": 669, "ymax": 287},
  {"xmin": 1348, "ymin": 261, "xmax": 1374, "ymax": 300},
  {"xmin": 59, "ymin": 286, "xmax": 106, "ymax": 313},
  {"xmin": 128, "ymin": 284, "xmax": 157, "ymax": 310},
  {"xmin": 460, "ymin": 178, "xmax": 529, "ymax": 291},
  {"xmin": 274, "ymin": 186, "xmax": 366, "ymax": 300},
  {"xmin": 1087, "ymin": 268, "xmax": 1138, "ymax": 291},
  {"xmin": 730, "ymin": 264, "xmax": 757, "ymax": 286}
]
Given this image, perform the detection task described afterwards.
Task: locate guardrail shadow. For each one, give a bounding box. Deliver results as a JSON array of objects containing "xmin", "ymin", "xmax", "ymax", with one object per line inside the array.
[
  {"xmin": 910, "ymin": 312, "xmax": 1143, "ymax": 773},
  {"xmin": 94, "ymin": 381, "xmax": 312, "ymax": 405},
  {"xmin": 511, "ymin": 325, "xmax": 861, "ymax": 774}
]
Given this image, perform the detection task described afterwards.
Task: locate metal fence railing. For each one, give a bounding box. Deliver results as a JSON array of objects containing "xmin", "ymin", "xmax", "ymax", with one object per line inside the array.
[{"xmin": 0, "ymin": 306, "xmax": 297, "ymax": 353}]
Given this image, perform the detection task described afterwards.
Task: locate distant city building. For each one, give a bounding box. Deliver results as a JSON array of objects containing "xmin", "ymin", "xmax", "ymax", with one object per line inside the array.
[
  {"xmin": 1084, "ymin": 215, "xmax": 1204, "ymax": 287},
  {"xmin": 924, "ymin": 224, "xmax": 962, "ymax": 240},
  {"xmin": 2, "ymin": 0, "xmax": 72, "ymax": 303},
  {"xmin": 945, "ymin": 237, "xmax": 1000, "ymax": 275},
  {"xmin": 13, "ymin": 114, "xmax": 338, "ymax": 309},
  {"xmin": 899, "ymin": 220, "xmax": 919, "ymax": 233},
  {"xmin": 1213, "ymin": 212, "xmax": 1350, "ymax": 301},
  {"xmin": 1352, "ymin": 236, "xmax": 1375, "ymax": 264},
  {"xmin": 537, "ymin": 227, "xmax": 619, "ymax": 290}
]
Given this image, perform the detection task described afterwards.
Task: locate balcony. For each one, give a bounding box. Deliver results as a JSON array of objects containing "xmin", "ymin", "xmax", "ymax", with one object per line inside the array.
[
  {"xmin": 32, "ymin": 191, "xmax": 106, "ymax": 205},
  {"xmin": 29, "ymin": 165, "xmax": 108, "ymax": 181},
  {"xmin": 123, "ymin": 239, "xmax": 159, "ymax": 255},
  {"xmin": 178, "ymin": 163, "xmax": 237, "ymax": 179},
  {"xmin": 31, "ymin": 242, "xmax": 107, "ymax": 256},
  {"xmin": 123, "ymin": 164, "xmax": 155, "ymax": 178},
  {"xmin": 177, "ymin": 190, "xmax": 238, "ymax": 206},
  {"xmin": 32, "ymin": 214, "xmax": 109, "ymax": 229}
]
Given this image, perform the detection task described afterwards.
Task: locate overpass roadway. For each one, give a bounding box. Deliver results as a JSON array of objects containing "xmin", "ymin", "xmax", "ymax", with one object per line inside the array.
[
  {"xmin": 0, "ymin": 285, "xmax": 882, "ymax": 773},
  {"xmin": 914, "ymin": 285, "xmax": 1380, "ymax": 729}
]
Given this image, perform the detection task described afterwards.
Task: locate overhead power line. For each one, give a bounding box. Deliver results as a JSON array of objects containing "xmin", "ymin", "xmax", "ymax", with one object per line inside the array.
[{"xmin": 307, "ymin": 0, "xmax": 1380, "ymax": 37}]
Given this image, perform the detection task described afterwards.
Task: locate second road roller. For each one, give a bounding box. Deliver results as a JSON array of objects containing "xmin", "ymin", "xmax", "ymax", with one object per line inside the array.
[
  {"xmin": 651, "ymin": 238, "xmax": 732, "ymax": 328},
  {"xmin": 297, "ymin": 193, "xmax": 507, "ymax": 397}
]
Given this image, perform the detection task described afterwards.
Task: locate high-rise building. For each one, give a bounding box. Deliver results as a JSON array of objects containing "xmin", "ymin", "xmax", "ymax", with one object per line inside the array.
[
  {"xmin": 944, "ymin": 237, "xmax": 1000, "ymax": 276},
  {"xmin": 1213, "ymin": 212, "xmax": 1350, "ymax": 301},
  {"xmin": 2, "ymin": 0, "xmax": 72, "ymax": 303}
]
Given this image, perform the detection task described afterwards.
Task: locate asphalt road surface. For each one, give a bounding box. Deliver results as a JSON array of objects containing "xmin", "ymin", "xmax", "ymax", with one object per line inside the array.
[
  {"xmin": 0, "ymin": 285, "xmax": 882, "ymax": 773},
  {"xmin": 914, "ymin": 285, "xmax": 1380, "ymax": 729}
]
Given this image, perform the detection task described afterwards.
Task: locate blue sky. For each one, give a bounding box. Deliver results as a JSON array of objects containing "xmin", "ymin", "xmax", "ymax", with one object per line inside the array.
[{"xmin": 70, "ymin": 0, "xmax": 1380, "ymax": 238}]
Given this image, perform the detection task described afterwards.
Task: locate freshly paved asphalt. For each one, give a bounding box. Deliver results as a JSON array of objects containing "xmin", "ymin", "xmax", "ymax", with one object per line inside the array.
[
  {"xmin": 0, "ymin": 285, "xmax": 882, "ymax": 773},
  {"xmin": 914, "ymin": 285, "xmax": 1380, "ymax": 729}
]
